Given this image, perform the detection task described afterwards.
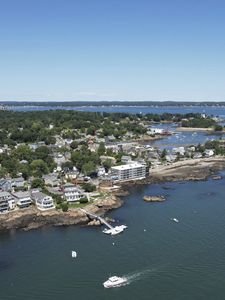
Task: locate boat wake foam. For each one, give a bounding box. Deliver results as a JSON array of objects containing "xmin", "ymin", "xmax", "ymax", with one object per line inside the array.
[{"xmin": 123, "ymin": 268, "xmax": 157, "ymax": 285}]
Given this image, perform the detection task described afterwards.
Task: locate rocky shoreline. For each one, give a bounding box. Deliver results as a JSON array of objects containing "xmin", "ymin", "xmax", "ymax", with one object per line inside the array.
[
  {"xmin": 0, "ymin": 195, "xmax": 122, "ymax": 232},
  {"xmin": 137, "ymin": 157, "xmax": 225, "ymax": 185},
  {"xmin": 1, "ymin": 157, "xmax": 225, "ymax": 233}
]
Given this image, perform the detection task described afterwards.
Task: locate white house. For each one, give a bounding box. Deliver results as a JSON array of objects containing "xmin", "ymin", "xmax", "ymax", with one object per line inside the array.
[
  {"xmin": 12, "ymin": 191, "xmax": 32, "ymax": 208},
  {"xmin": 111, "ymin": 162, "xmax": 146, "ymax": 182},
  {"xmin": 147, "ymin": 128, "xmax": 164, "ymax": 135},
  {"xmin": 97, "ymin": 167, "xmax": 106, "ymax": 177},
  {"xmin": 0, "ymin": 191, "xmax": 15, "ymax": 212},
  {"xmin": 121, "ymin": 155, "xmax": 132, "ymax": 164},
  {"xmin": 42, "ymin": 174, "xmax": 59, "ymax": 187},
  {"xmin": 63, "ymin": 183, "xmax": 85, "ymax": 202},
  {"xmin": 31, "ymin": 191, "xmax": 55, "ymax": 211},
  {"xmin": 11, "ymin": 177, "xmax": 26, "ymax": 189}
]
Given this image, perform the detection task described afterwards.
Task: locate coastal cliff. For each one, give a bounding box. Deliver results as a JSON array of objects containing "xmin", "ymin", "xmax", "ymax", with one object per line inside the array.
[{"xmin": 0, "ymin": 195, "xmax": 122, "ymax": 232}]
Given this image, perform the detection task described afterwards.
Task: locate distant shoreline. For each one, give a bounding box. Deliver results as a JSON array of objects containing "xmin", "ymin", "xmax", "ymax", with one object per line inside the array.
[{"xmin": 1, "ymin": 100, "xmax": 225, "ymax": 108}]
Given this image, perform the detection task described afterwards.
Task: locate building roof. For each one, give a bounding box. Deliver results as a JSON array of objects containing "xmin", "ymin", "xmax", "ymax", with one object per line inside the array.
[
  {"xmin": 12, "ymin": 191, "xmax": 30, "ymax": 199},
  {"xmin": 0, "ymin": 191, "xmax": 11, "ymax": 197},
  {"xmin": 111, "ymin": 162, "xmax": 145, "ymax": 171}
]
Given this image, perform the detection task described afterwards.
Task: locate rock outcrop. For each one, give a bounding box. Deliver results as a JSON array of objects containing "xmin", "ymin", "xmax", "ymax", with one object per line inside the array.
[{"xmin": 143, "ymin": 195, "xmax": 165, "ymax": 202}]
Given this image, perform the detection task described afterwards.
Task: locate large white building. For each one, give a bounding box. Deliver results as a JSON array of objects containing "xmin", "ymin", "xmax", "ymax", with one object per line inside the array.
[
  {"xmin": 63, "ymin": 183, "xmax": 85, "ymax": 203},
  {"xmin": 111, "ymin": 162, "xmax": 146, "ymax": 182},
  {"xmin": 12, "ymin": 191, "xmax": 32, "ymax": 208},
  {"xmin": 31, "ymin": 191, "xmax": 55, "ymax": 211}
]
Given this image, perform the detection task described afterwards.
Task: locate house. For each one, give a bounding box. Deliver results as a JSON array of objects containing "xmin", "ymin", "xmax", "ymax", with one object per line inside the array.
[
  {"xmin": 0, "ymin": 191, "xmax": 15, "ymax": 212},
  {"xmin": 0, "ymin": 179, "xmax": 12, "ymax": 192},
  {"xmin": 121, "ymin": 155, "xmax": 132, "ymax": 164},
  {"xmin": 97, "ymin": 167, "xmax": 106, "ymax": 177},
  {"xmin": 64, "ymin": 168, "xmax": 79, "ymax": 180},
  {"xmin": 11, "ymin": 177, "xmax": 26, "ymax": 189},
  {"xmin": 63, "ymin": 183, "xmax": 85, "ymax": 202},
  {"xmin": 100, "ymin": 156, "xmax": 117, "ymax": 165},
  {"xmin": 12, "ymin": 191, "xmax": 32, "ymax": 208},
  {"xmin": 31, "ymin": 191, "xmax": 55, "ymax": 210},
  {"xmin": 111, "ymin": 162, "xmax": 146, "ymax": 182},
  {"xmin": 42, "ymin": 173, "xmax": 59, "ymax": 187},
  {"xmin": 147, "ymin": 128, "xmax": 164, "ymax": 135},
  {"xmin": 54, "ymin": 154, "xmax": 67, "ymax": 166},
  {"xmin": 28, "ymin": 143, "xmax": 39, "ymax": 150}
]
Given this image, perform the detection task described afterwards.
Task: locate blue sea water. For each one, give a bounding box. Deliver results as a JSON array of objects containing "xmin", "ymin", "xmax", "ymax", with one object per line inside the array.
[
  {"xmin": 1, "ymin": 175, "xmax": 225, "ymax": 300},
  {"xmin": 10, "ymin": 104, "xmax": 225, "ymax": 119}
]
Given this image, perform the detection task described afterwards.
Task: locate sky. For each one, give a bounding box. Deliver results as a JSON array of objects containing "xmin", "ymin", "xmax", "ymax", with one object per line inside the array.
[{"xmin": 0, "ymin": 0, "xmax": 225, "ymax": 102}]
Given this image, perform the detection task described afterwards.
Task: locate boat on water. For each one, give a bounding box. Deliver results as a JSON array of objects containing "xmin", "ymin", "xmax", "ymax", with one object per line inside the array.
[
  {"xmin": 172, "ymin": 218, "xmax": 179, "ymax": 223},
  {"xmin": 102, "ymin": 225, "xmax": 127, "ymax": 235},
  {"xmin": 102, "ymin": 228, "xmax": 112, "ymax": 234},
  {"xmin": 103, "ymin": 276, "xmax": 127, "ymax": 288},
  {"xmin": 71, "ymin": 251, "xmax": 77, "ymax": 258}
]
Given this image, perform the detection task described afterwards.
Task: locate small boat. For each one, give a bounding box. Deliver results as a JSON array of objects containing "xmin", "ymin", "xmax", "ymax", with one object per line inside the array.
[
  {"xmin": 103, "ymin": 228, "xmax": 112, "ymax": 234},
  {"xmin": 172, "ymin": 218, "xmax": 179, "ymax": 223},
  {"xmin": 71, "ymin": 251, "xmax": 77, "ymax": 258},
  {"xmin": 102, "ymin": 225, "xmax": 127, "ymax": 235},
  {"xmin": 103, "ymin": 276, "xmax": 127, "ymax": 288}
]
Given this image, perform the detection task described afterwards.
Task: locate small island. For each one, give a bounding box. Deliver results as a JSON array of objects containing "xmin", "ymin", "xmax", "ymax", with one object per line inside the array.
[{"xmin": 143, "ymin": 195, "xmax": 166, "ymax": 202}]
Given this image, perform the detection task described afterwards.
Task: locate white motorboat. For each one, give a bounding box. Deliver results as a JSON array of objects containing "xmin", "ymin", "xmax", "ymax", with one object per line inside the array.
[
  {"xmin": 120, "ymin": 225, "xmax": 128, "ymax": 229},
  {"xmin": 71, "ymin": 251, "xmax": 77, "ymax": 258},
  {"xmin": 103, "ymin": 276, "xmax": 127, "ymax": 288},
  {"xmin": 102, "ymin": 228, "xmax": 112, "ymax": 234},
  {"xmin": 172, "ymin": 218, "xmax": 179, "ymax": 223},
  {"xmin": 102, "ymin": 225, "xmax": 127, "ymax": 235}
]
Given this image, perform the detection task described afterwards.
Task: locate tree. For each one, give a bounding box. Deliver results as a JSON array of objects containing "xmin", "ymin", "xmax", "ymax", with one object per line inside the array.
[
  {"xmin": 31, "ymin": 159, "xmax": 49, "ymax": 177},
  {"xmin": 70, "ymin": 140, "xmax": 78, "ymax": 150},
  {"xmin": 12, "ymin": 145, "xmax": 33, "ymax": 162},
  {"xmin": 161, "ymin": 149, "xmax": 167, "ymax": 160},
  {"xmin": 86, "ymin": 126, "xmax": 96, "ymax": 136},
  {"xmin": 82, "ymin": 183, "xmax": 96, "ymax": 192},
  {"xmin": 35, "ymin": 146, "xmax": 51, "ymax": 161},
  {"xmin": 31, "ymin": 178, "xmax": 45, "ymax": 189},
  {"xmin": 61, "ymin": 202, "xmax": 69, "ymax": 212},
  {"xmin": 97, "ymin": 142, "xmax": 106, "ymax": 156},
  {"xmin": 214, "ymin": 124, "xmax": 223, "ymax": 132},
  {"xmin": 102, "ymin": 159, "xmax": 112, "ymax": 172},
  {"xmin": 80, "ymin": 197, "xmax": 88, "ymax": 203},
  {"xmin": 82, "ymin": 161, "xmax": 96, "ymax": 176}
]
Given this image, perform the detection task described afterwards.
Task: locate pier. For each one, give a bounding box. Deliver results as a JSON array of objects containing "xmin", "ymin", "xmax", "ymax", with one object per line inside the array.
[{"xmin": 80, "ymin": 208, "xmax": 127, "ymax": 235}]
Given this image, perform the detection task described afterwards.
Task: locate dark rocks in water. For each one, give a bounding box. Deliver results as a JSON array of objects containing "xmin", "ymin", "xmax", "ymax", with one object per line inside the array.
[
  {"xmin": 143, "ymin": 195, "xmax": 166, "ymax": 202},
  {"xmin": 211, "ymin": 175, "xmax": 222, "ymax": 180},
  {"xmin": 162, "ymin": 186, "xmax": 174, "ymax": 190}
]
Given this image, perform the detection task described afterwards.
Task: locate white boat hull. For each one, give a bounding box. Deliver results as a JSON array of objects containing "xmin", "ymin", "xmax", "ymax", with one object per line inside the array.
[{"xmin": 103, "ymin": 276, "xmax": 127, "ymax": 288}]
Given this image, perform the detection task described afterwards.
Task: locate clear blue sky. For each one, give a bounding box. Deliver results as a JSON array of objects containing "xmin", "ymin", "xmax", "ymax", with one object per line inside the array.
[{"xmin": 1, "ymin": 0, "xmax": 225, "ymax": 101}]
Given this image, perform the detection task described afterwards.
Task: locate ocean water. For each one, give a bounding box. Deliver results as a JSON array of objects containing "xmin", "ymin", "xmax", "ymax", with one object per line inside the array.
[
  {"xmin": 10, "ymin": 104, "xmax": 225, "ymax": 118},
  {"xmin": 1, "ymin": 175, "xmax": 225, "ymax": 300}
]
